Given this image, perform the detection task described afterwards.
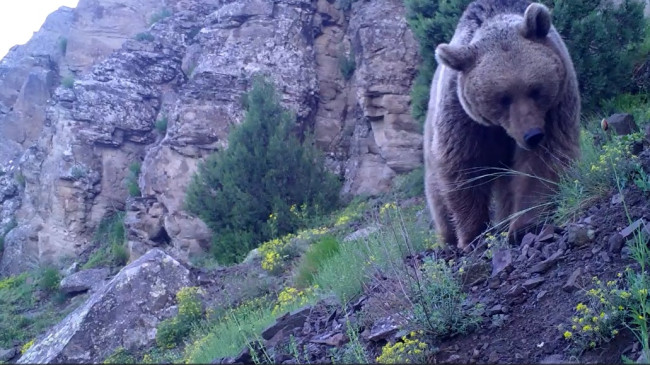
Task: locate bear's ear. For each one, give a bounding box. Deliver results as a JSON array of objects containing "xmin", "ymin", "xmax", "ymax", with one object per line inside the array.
[
  {"xmin": 435, "ymin": 44, "xmax": 476, "ymax": 72},
  {"xmin": 520, "ymin": 3, "xmax": 552, "ymax": 39}
]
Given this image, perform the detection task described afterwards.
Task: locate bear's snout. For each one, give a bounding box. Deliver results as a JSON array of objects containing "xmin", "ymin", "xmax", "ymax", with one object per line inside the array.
[{"xmin": 523, "ymin": 127, "xmax": 545, "ymax": 148}]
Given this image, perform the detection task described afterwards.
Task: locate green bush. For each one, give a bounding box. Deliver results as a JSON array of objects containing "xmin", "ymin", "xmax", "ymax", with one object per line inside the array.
[
  {"xmin": 125, "ymin": 162, "xmax": 141, "ymax": 197},
  {"xmin": 155, "ymin": 115, "xmax": 168, "ymax": 133},
  {"xmin": 185, "ymin": 76, "xmax": 341, "ymax": 264},
  {"xmin": 294, "ymin": 235, "xmax": 340, "ymax": 288},
  {"xmin": 339, "ymin": 50, "xmax": 356, "ymax": 81},
  {"xmin": 411, "ymin": 258, "xmax": 483, "ymax": 336},
  {"xmin": 391, "ymin": 166, "xmax": 425, "ymax": 199},
  {"xmin": 541, "ymin": 0, "xmax": 646, "ymax": 111},
  {"xmin": 404, "ymin": 0, "xmax": 472, "ymax": 124},
  {"xmin": 83, "ymin": 212, "xmax": 128, "ymax": 269},
  {"xmin": 58, "ymin": 37, "xmax": 67, "ymax": 55},
  {"xmin": 38, "ymin": 267, "xmax": 60, "ymax": 293},
  {"xmin": 61, "ymin": 75, "xmax": 74, "ymax": 89},
  {"xmin": 103, "ymin": 347, "xmax": 136, "ymax": 364},
  {"xmin": 135, "ymin": 32, "xmax": 154, "ymax": 42},
  {"xmin": 149, "ymin": 8, "xmax": 172, "ymax": 26},
  {"xmin": 156, "ymin": 287, "xmax": 203, "ymax": 349}
]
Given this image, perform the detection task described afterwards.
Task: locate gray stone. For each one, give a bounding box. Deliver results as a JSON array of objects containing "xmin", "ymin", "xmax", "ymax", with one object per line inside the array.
[
  {"xmin": 0, "ymin": 347, "xmax": 16, "ymax": 362},
  {"xmin": 59, "ymin": 268, "xmax": 110, "ymax": 294},
  {"xmin": 621, "ymin": 219, "xmax": 646, "ymax": 238},
  {"xmin": 343, "ymin": 226, "xmax": 379, "ymax": 242},
  {"xmin": 17, "ymin": 249, "xmax": 192, "ymax": 364},
  {"xmin": 261, "ymin": 306, "xmax": 311, "ymax": 341},
  {"xmin": 491, "ymin": 249, "xmax": 513, "ymax": 277},
  {"xmin": 605, "ymin": 113, "xmax": 639, "ymax": 136},
  {"xmin": 366, "ymin": 316, "xmax": 400, "ymax": 342},
  {"xmin": 563, "ymin": 268, "xmax": 582, "ymax": 293},
  {"xmin": 523, "ymin": 277, "xmax": 545, "ymax": 290},
  {"xmin": 530, "ymin": 250, "xmax": 564, "ymax": 274},
  {"xmin": 609, "ymin": 233, "xmax": 625, "ymax": 253},
  {"xmin": 567, "ymin": 224, "xmax": 591, "ymax": 246}
]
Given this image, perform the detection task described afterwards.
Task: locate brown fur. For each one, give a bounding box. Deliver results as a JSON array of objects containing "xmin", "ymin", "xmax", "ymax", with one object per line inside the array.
[{"xmin": 424, "ymin": 0, "xmax": 580, "ymax": 251}]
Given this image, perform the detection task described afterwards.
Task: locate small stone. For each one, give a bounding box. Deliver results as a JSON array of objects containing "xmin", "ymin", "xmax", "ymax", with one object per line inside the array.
[
  {"xmin": 537, "ymin": 225, "xmax": 555, "ymax": 242},
  {"xmin": 522, "ymin": 233, "xmax": 537, "ymax": 247},
  {"xmin": 600, "ymin": 251, "xmax": 611, "ymax": 263},
  {"xmin": 541, "ymin": 354, "xmax": 567, "ymax": 364},
  {"xmin": 505, "ymin": 284, "xmax": 526, "ymax": 298},
  {"xmin": 567, "ymin": 224, "xmax": 591, "ymax": 246},
  {"xmin": 448, "ymin": 354, "xmax": 461, "ymax": 362},
  {"xmin": 473, "ymin": 348, "xmax": 480, "ymax": 358},
  {"xmin": 537, "ymin": 290, "xmax": 547, "ymax": 300},
  {"xmin": 605, "ymin": 113, "xmax": 639, "ymax": 136},
  {"xmin": 612, "ymin": 193, "xmax": 625, "ymax": 205},
  {"xmin": 592, "ymin": 246, "xmax": 601, "ymax": 254},
  {"xmin": 488, "ymin": 351, "xmax": 500, "ymax": 363},
  {"xmin": 0, "ymin": 347, "xmax": 16, "ymax": 362},
  {"xmin": 542, "ymin": 244, "xmax": 556, "ymax": 260},
  {"xmin": 486, "ymin": 304, "xmax": 505, "ymax": 316},
  {"xmin": 491, "ymin": 249, "xmax": 513, "ymax": 277},
  {"xmin": 563, "ymin": 268, "xmax": 582, "ymax": 293},
  {"xmin": 622, "ymin": 246, "xmax": 632, "ymax": 259},
  {"xmin": 587, "ymin": 229, "xmax": 596, "ymax": 240},
  {"xmin": 530, "ymin": 249, "xmax": 564, "ymax": 274},
  {"xmin": 523, "ymin": 277, "xmax": 545, "ymax": 290},
  {"xmin": 366, "ymin": 317, "xmax": 400, "ymax": 342},
  {"xmin": 637, "ymin": 352, "xmax": 648, "ymax": 364},
  {"xmin": 583, "ymin": 216, "xmax": 593, "ymax": 225},
  {"xmin": 488, "ymin": 277, "xmax": 501, "ymax": 289},
  {"xmin": 621, "ymin": 219, "xmax": 645, "ymax": 238}
]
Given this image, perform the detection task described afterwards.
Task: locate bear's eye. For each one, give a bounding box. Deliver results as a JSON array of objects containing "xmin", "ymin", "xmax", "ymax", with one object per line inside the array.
[
  {"xmin": 499, "ymin": 94, "xmax": 512, "ymax": 108},
  {"xmin": 528, "ymin": 87, "xmax": 542, "ymax": 100}
]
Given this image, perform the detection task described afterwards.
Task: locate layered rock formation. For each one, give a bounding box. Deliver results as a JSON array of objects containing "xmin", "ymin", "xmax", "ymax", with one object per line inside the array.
[{"xmin": 0, "ymin": 0, "xmax": 421, "ymax": 273}]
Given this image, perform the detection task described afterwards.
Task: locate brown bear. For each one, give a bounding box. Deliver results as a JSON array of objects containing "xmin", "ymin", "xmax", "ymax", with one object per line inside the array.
[{"xmin": 424, "ymin": 0, "xmax": 580, "ymax": 251}]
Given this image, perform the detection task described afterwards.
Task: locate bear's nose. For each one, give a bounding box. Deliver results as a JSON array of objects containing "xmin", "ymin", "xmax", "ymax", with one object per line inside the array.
[{"xmin": 523, "ymin": 128, "xmax": 545, "ymax": 148}]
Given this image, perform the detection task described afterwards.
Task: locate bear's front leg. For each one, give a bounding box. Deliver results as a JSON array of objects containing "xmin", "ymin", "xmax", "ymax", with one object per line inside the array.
[
  {"xmin": 508, "ymin": 151, "xmax": 559, "ymax": 242},
  {"xmin": 443, "ymin": 178, "xmax": 492, "ymax": 251}
]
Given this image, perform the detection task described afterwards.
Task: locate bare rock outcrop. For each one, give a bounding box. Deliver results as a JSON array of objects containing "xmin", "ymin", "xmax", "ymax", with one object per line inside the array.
[
  {"xmin": 0, "ymin": 0, "xmax": 421, "ymax": 270},
  {"xmin": 17, "ymin": 249, "xmax": 193, "ymax": 364}
]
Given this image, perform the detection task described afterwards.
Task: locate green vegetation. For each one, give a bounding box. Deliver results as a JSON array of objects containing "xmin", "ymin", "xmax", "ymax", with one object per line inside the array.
[
  {"xmin": 58, "ymin": 37, "xmax": 67, "ymax": 55},
  {"xmin": 156, "ymin": 287, "xmax": 203, "ymax": 349},
  {"xmin": 185, "ymin": 76, "xmax": 341, "ymax": 264},
  {"xmin": 391, "ymin": 166, "xmax": 425, "ymax": 199},
  {"xmin": 149, "ymin": 8, "xmax": 172, "ymax": 26},
  {"xmin": 103, "ymin": 347, "xmax": 136, "ymax": 364},
  {"xmin": 338, "ymin": 49, "xmax": 356, "ymax": 81},
  {"xmin": 404, "ymin": 0, "xmax": 472, "ymax": 124},
  {"xmin": 182, "ymin": 297, "xmax": 276, "ymax": 363},
  {"xmin": 61, "ymin": 75, "xmax": 75, "ymax": 89},
  {"xmin": 38, "ymin": 267, "xmax": 61, "ymax": 294},
  {"xmin": 82, "ymin": 212, "xmax": 128, "ymax": 269},
  {"xmin": 125, "ymin": 162, "xmax": 141, "ymax": 197},
  {"xmin": 70, "ymin": 165, "xmax": 87, "ymax": 180},
  {"xmin": 411, "ymin": 258, "xmax": 483, "ymax": 336},
  {"xmin": 0, "ymin": 271, "xmax": 71, "ymax": 349},
  {"xmin": 154, "ymin": 114, "xmax": 168, "ymax": 133},
  {"xmin": 336, "ymin": 0, "xmax": 359, "ymax": 12},
  {"xmin": 293, "ymin": 235, "xmax": 340, "ymax": 288},
  {"xmin": 541, "ymin": 0, "xmax": 646, "ymax": 111},
  {"xmin": 15, "ymin": 171, "xmax": 26, "ymax": 187},
  {"xmin": 314, "ymin": 202, "xmax": 429, "ymax": 303},
  {"xmin": 0, "ymin": 219, "xmax": 17, "ymax": 257},
  {"xmin": 135, "ymin": 32, "xmax": 154, "ymax": 42}
]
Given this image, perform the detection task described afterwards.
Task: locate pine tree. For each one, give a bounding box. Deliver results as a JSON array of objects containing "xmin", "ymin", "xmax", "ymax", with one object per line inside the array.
[
  {"xmin": 543, "ymin": 0, "xmax": 646, "ymax": 110},
  {"xmin": 185, "ymin": 76, "xmax": 341, "ymax": 264}
]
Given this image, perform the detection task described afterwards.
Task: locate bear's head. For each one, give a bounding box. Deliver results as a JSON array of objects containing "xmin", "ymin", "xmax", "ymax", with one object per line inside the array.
[{"xmin": 435, "ymin": 3, "xmax": 566, "ymax": 150}]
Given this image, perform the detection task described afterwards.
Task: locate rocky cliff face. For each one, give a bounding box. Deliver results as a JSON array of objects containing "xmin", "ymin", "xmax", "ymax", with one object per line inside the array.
[{"xmin": 0, "ymin": 0, "xmax": 421, "ymax": 274}]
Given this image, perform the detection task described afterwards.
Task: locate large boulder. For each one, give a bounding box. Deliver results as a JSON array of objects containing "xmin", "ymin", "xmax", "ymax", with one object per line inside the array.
[
  {"xmin": 59, "ymin": 268, "xmax": 110, "ymax": 294},
  {"xmin": 17, "ymin": 249, "xmax": 193, "ymax": 364}
]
